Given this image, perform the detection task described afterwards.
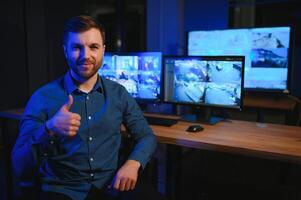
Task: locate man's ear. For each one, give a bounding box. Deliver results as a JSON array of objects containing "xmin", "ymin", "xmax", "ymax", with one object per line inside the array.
[
  {"xmin": 103, "ymin": 45, "xmax": 106, "ymax": 56},
  {"xmin": 63, "ymin": 45, "xmax": 68, "ymax": 58}
]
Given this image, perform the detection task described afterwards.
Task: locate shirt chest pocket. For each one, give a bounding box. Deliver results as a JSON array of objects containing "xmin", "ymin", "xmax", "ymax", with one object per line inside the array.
[{"xmin": 89, "ymin": 110, "xmax": 123, "ymax": 137}]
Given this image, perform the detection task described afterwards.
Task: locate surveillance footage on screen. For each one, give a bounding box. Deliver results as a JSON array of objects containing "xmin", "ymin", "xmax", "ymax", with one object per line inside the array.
[
  {"xmin": 164, "ymin": 57, "xmax": 243, "ymax": 108},
  {"xmin": 99, "ymin": 52, "xmax": 162, "ymax": 100}
]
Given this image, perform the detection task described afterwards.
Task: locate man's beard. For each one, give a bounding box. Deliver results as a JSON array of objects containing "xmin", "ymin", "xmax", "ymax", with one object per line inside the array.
[{"xmin": 68, "ymin": 57, "xmax": 103, "ymax": 80}]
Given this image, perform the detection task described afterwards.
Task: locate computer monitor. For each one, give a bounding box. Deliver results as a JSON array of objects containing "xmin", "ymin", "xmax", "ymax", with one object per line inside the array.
[
  {"xmin": 99, "ymin": 52, "xmax": 162, "ymax": 102},
  {"xmin": 187, "ymin": 27, "xmax": 292, "ymax": 92},
  {"xmin": 163, "ymin": 56, "xmax": 244, "ymax": 113}
]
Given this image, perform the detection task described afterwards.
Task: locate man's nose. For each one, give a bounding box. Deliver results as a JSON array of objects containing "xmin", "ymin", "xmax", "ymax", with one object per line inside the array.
[{"xmin": 81, "ymin": 47, "xmax": 91, "ymax": 58}]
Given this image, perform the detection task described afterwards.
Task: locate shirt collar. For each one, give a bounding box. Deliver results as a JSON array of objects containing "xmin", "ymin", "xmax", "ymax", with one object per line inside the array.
[{"xmin": 63, "ymin": 71, "xmax": 103, "ymax": 94}]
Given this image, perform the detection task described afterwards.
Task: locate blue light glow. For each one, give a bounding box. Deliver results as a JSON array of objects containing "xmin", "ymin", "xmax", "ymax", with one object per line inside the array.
[{"xmin": 188, "ymin": 27, "xmax": 291, "ymax": 91}]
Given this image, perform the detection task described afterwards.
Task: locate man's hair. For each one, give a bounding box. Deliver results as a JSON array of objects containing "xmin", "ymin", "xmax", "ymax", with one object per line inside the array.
[{"xmin": 63, "ymin": 15, "xmax": 105, "ymax": 45}]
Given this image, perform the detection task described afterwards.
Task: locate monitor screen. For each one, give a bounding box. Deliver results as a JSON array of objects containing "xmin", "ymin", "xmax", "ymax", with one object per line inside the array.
[
  {"xmin": 99, "ymin": 52, "xmax": 162, "ymax": 101},
  {"xmin": 188, "ymin": 27, "xmax": 291, "ymax": 92},
  {"xmin": 164, "ymin": 56, "xmax": 244, "ymax": 109}
]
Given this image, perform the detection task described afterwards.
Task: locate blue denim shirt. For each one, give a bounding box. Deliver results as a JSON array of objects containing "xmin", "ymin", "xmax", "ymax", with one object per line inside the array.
[{"xmin": 12, "ymin": 71, "xmax": 157, "ymax": 200}]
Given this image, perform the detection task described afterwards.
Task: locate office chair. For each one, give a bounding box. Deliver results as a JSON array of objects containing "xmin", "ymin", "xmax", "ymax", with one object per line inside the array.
[{"xmin": 15, "ymin": 147, "xmax": 41, "ymax": 200}]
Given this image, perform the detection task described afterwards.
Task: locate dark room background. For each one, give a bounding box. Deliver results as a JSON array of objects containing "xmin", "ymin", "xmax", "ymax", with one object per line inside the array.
[{"xmin": 0, "ymin": 0, "xmax": 300, "ymax": 111}]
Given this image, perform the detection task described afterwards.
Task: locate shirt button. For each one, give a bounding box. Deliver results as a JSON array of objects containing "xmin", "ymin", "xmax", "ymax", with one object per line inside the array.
[
  {"xmin": 50, "ymin": 140, "xmax": 54, "ymax": 145},
  {"xmin": 43, "ymin": 153, "xmax": 48, "ymax": 157},
  {"xmin": 87, "ymin": 96, "xmax": 89, "ymax": 100},
  {"xmin": 89, "ymin": 137, "xmax": 93, "ymax": 141},
  {"xmin": 88, "ymin": 116, "xmax": 91, "ymax": 120},
  {"xmin": 90, "ymin": 157, "xmax": 94, "ymax": 162},
  {"xmin": 90, "ymin": 173, "xmax": 94, "ymax": 177}
]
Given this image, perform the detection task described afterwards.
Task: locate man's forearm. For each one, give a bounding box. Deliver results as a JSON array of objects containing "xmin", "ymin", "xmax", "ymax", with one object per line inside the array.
[
  {"xmin": 128, "ymin": 133, "xmax": 157, "ymax": 169},
  {"xmin": 11, "ymin": 123, "xmax": 48, "ymax": 179}
]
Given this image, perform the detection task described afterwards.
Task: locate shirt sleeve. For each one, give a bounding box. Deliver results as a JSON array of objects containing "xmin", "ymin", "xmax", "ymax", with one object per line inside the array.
[
  {"xmin": 11, "ymin": 91, "xmax": 52, "ymax": 181},
  {"xmin": 121, "ymin": 90, "xmax": 157, "ymax": 169}
]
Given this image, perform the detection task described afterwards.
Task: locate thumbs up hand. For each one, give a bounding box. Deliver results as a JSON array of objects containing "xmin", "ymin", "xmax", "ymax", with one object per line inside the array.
[{"xmin": 45, "ymin": 95, "xmax": 81, "ymax": 137}]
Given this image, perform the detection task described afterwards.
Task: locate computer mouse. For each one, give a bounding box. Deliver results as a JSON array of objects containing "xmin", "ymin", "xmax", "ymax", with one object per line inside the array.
[{"xmin": 186, "ymin": 124, "xmax": 204, "ymax": 133}]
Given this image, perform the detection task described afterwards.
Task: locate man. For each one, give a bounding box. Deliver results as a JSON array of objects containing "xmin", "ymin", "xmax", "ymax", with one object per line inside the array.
[{"xmin": 12, "ymin": 15, "xmax": 157, "ymax": 200}]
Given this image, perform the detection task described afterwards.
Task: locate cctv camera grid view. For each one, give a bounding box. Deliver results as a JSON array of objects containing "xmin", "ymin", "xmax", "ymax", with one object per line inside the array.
[
  {"xmin": 99, "ymin": 52, "xmax": 162, "ymax": 100},
  {"xmin": 188, "ymin": 27, "xmax": 291, "ymax": 91},
  {"xmin": 164, "ymin": 57, "xmax": 243, "ymax": 108}
]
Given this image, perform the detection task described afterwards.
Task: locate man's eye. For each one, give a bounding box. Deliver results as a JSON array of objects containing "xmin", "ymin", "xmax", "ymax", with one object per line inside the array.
[{"xmin": 91, "ymin": 46, "xmax": 98, "ymax": 50}]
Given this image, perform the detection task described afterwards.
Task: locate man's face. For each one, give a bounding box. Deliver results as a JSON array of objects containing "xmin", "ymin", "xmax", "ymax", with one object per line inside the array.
[{"xmin": 64, "ymin": 28, "xmax": 105, "ymax": 81}]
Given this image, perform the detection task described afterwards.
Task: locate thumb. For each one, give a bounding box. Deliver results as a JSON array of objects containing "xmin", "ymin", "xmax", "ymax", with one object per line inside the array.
[{"xmin": 61, "ymin": 95, "xmax": 73, "ymax": 111}]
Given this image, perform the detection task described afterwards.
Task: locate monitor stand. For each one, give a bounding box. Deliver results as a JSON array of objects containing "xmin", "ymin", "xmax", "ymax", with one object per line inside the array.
[{"xmin": 181, "ymin": 107, "xmax": 226, "ymax": 125}]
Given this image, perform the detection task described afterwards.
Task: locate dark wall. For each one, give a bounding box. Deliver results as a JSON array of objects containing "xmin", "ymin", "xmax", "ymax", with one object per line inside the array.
[
  {"xmin": 0, "ymin": 0, "xmax": 28, "ymax": 110},
  {"xmin": 1, "ymin": 0, "xmax": 300, "ymax": 111},
  {"xmin": 147, "ymin": 0, "xmax": 228, "ymax": 54},
  {"xmin": 0, "ymin": 0, "xmax": 85, "ymax": 110},
  {"xmin": 185, "ymin": 0, "xmax": 228, "ymax": 31},
  {"xmin": 24, "ymin": 0, "xmax": 48, "ymax": 95},
  {"xmin": 147, "ymin": 0, "xmax": 186, "ymax": 54},
  {"xmin": 43, "ymin": 0, "xmax": 84, "ymax": 82}
]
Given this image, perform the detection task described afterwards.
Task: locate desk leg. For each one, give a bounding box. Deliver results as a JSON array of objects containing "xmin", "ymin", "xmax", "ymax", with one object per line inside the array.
[
  {"xmin": 166, "ymin": 144, "xmax": 182, "ymax": 200},
  {"xmin": 256, "ymin": 108, "xmax": 264, "ymax": 123},
  {"xmin": 1, "ymin": 119, "xmax": 13, "ymax": 200}
]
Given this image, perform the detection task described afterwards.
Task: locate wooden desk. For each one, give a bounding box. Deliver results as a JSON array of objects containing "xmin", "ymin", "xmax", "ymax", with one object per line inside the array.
[
  {"xmin": 0, "ymin": 109, "xmax": 23, "ymax": 120},
  {"xmin": 151, "ymin": 120, "xmax": 301, "ymax": 199},
  {"xmin": 152, "ymin": 120, "xmax": 301, "ymax": 164}
]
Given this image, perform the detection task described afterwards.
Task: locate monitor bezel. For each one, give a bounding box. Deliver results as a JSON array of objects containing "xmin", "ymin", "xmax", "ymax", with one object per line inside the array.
[
  {"xmin": 162, "ymin": 55, "xmax": 245, "ymax": 110},
  {"xmin": 186, "ymin": 26, "xmax": 293, "ymax": 93}
]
